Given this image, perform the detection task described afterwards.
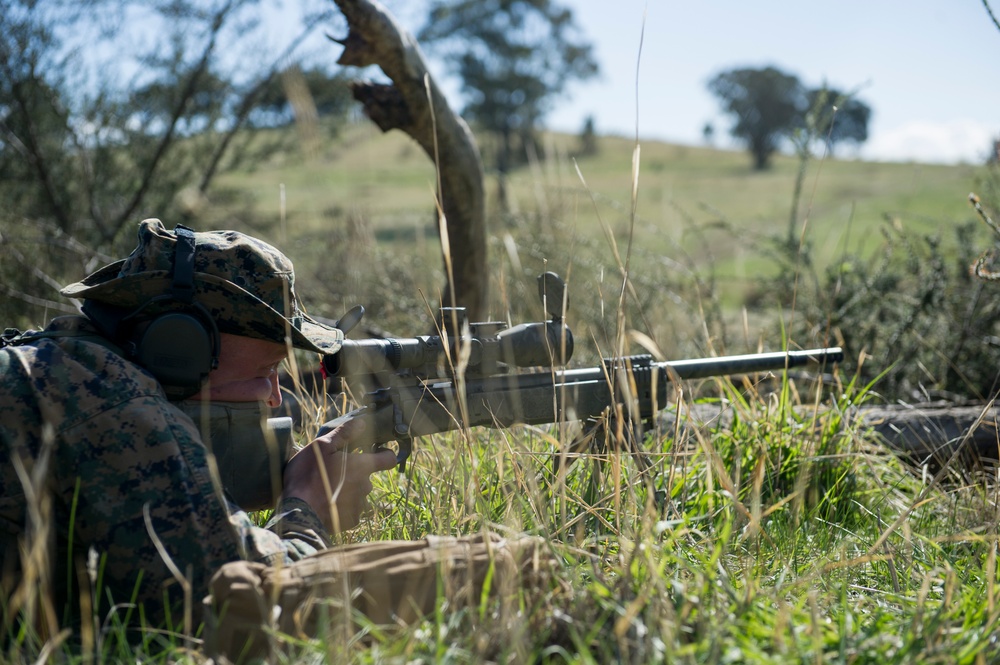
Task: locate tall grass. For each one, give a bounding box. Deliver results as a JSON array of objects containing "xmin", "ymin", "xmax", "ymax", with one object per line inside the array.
[
  {"xmin": 305, "ymin": 367, "xmax": 1000, "ymax": 664},
  {"xmin": 5, "ymin": 137, "xmax": 1000, "ymax": 663}
]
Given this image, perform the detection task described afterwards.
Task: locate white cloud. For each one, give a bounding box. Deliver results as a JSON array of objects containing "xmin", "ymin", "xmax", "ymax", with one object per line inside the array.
[{"xmin": 863, "ymin": 119, "xmax": 997, "ymax": 165}]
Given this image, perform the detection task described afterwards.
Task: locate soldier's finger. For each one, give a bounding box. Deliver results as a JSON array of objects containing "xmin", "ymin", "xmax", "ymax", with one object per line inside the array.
[
  {"xmin": 363, "ymin": 448, "xmax": 399, "ymax": 474},
  {"xmin": 316, "ymin": 415, "xmax": 367, "ymax": 453}
]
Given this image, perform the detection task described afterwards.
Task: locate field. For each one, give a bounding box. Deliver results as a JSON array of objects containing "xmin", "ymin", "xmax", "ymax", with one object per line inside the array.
[
  {"xmin": 8, "ymin": 123, "xmax": 1000, "ymax": 663},
  {"xmin": 206, "ymin": 122, "xmax": 994, "ymax": 363},
  {"xmin": 208, "ymin": 126, "xmax": 1000, "ymax": 663}
]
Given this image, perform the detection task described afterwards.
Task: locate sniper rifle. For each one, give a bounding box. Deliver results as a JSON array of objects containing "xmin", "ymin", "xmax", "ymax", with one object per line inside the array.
[{"xmin": 181, "ymin": 273, "xmax": 843, "ymax": 510}]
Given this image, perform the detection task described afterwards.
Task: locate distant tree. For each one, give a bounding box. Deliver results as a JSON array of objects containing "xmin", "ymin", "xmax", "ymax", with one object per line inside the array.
[
  {"xmin": 806, "ymin": 87, "xmax": 871, "ymax": 155},
  {"xmin": 702, "ymin": 121, "xmax": 715, "ymax": 145},
  {"xmin": 708, "ymin": 67, "xmax": 872, "ymax": 170},
  {"xmin": 707, "ymin": 66, "xmax": 807, "ymax": 170},
  {"xmin": 576, "ymin": 114, "xmax": 598, "ymax": 157},
  {"xmin": 418, "ymin": 0, "xmax": 599, "ymax": 208}
]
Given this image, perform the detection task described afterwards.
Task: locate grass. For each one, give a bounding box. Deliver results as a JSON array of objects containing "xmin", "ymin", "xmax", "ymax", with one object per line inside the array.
[
  {"xmin": 212, "ymin": 123, "xmax": 987, "ymax": 274},
  {"xmin": 206, "ymin": 121, "xmax": 991, "ymax": 333},
  {"xmin": 288, "ymin": 369, "xmax": 1000, "ymax": 664},
  {"xmin": 7, "ymin": 123, "xmax": 1000, "ymax": 663}
]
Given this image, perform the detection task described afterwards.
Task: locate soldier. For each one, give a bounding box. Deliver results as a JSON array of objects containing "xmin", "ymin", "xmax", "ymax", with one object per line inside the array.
[
  {"xmin": 0, "ymin": 219, "xmax": 399, "ymax": 639},
  {"xmin": 1, "ymin": 219, "xmax": 550, "ymax": 660}
]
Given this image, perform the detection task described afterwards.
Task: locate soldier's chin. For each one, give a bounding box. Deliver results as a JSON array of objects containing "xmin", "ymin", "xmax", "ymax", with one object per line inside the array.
[{"xmin": 203, "ymin": 378, "xmax": 278, "ymax": 405}]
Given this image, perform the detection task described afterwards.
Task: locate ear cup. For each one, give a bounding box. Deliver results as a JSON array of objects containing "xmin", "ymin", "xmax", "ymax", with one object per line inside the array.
[
  {"xmin": 124, "ymin": 225, "xmax": 220, "ymax": 400},
  {"xmin": 134, "ymin": 306, "xmax": 217, "ymax": 399}
]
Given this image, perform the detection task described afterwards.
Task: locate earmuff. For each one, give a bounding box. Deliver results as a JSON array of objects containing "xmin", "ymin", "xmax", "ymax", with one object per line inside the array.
[{"xmin": 123, "ymin": 225, "xmax": 220, "ymax": 400}]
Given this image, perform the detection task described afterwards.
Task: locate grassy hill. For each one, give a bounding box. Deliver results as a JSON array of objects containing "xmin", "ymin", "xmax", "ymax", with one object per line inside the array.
[
  {"xmin": 198, "ymin": 125, "xmax": 1000, "ymax": 664},
  {"xmin": 216, "ymin": 123, "xmax": 986, "ymax": 253},
  {"xmin": 9, "ymin": 122, "xmax": 1000, "ymax": 663},
  {"xmin": 207, "ymin": 122, "xmax": 994, "ymax": 362}
]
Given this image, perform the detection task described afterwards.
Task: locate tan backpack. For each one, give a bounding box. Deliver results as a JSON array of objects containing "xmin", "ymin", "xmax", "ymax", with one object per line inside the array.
[{"xmin": 204, "ymin": 533, "xmax": 552, "ymax": 662}]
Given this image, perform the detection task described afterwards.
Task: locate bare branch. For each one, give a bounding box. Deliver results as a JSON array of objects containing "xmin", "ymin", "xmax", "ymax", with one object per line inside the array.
[
  {"xmin": 108, "ymin": 0, "xmax": 239, "ymax": 241},
  {"xmin": 983, "ymin": 0, "xmax": 1000, "ymax": 34},
  {"xmin": 196, "ymin": 13, "xmax": 330, "ymax": 196},
  {"xmin": 2, "ymin": 286, "xmax": 79, "ymax": 315}
]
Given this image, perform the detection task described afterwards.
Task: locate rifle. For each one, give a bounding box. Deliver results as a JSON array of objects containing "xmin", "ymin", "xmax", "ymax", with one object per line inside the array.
[
  {"xmin": 184, "ymin": 273, "xmax": 843, "ymax": 510},
  {"xmin": 318, "ymin": 273, "xmax": 842, "ymax": 469}
]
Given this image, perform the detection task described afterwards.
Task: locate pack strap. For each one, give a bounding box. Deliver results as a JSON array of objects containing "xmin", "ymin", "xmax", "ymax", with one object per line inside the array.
[
  {"xmin": 1, "ymin": 328, "xmax": 24, "ymax": 347},
  {"xmin": 1, "ymin": 318, "xmax": 125, "ymax": 356}
]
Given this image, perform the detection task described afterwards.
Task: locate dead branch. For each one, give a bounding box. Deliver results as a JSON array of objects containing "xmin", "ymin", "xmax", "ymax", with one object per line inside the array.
[{"xmin": 329, "ymin": 0, "xmax": 488, "ymax": 320}]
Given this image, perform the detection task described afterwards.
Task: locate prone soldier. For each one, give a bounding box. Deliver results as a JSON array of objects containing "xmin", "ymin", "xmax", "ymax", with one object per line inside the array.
[{"xmin": 0, "ymin": 219, "xmax": 541, "ymax": 657}]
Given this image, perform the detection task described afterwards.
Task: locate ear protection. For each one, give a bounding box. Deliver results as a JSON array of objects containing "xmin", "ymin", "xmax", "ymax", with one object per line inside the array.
[{"xmin": 122, "ymin": 225, "xmax": 220, "ymax": 400}]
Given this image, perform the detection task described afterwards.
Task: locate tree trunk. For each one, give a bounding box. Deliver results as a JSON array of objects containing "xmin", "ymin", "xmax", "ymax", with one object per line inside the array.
[{"xmin": 331, "ymin": 0, "xmax": 489, "ymax": 320}]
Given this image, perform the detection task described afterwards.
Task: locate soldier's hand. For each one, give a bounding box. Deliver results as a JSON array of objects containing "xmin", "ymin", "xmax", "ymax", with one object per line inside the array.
[{"xmin": 281, "ymin": 417, "xmax": 397, "ymax": 532}]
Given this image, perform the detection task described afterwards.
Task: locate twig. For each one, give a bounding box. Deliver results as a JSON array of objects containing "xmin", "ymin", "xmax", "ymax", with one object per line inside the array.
[{"xmin": 983, "ymin": 0, "xmax": 1000, "ymax": 33}]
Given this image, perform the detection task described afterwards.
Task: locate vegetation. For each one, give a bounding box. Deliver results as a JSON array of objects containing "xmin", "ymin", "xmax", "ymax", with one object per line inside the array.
[
  {"xmin": 707, "ymin": 66, "xmax": 872, "ymax": 170},
  {"xmin": 418, "ymin": 0, "xmax": 599, "ymax": 207},
  {"xmin": 0, "ymin": 0, "xmax": 343, "ymax": 245},
  {"xmin": 4, "ymin": 3, "xmax": 1000, "ymax": 662},
  {"xmin": 4, "ymin": 120, "xmax": 1000, "ymax": 662}
]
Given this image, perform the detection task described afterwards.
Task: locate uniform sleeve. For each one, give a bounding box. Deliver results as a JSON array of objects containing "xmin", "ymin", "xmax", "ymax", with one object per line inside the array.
[
  {"xmin": 229, "ymin": 496, "xmax": 331, "ymax": 561},
  {"xmin": 7, "ymin": 334, "xmax": 332, "ymax": 615},
  {"xmin": 0, "ymin": 327, "xmax": 340, "ymax": 622},
  {"xmin": 58, "ymin": 393, "xmax": 334, "ymax": 610}
]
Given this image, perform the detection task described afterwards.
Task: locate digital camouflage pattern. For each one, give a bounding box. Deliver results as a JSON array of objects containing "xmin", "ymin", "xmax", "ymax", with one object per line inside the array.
[
  {"xmin": 0, "ymin": 315, "xmax": 330, "ymax": 626},
  {"xmin": 0, "ymin": 220, "xmax": 556, "ymax": 649},
  {"xmin": 61, "ymin": 219, "xmax": 343, "ymax": 354}
]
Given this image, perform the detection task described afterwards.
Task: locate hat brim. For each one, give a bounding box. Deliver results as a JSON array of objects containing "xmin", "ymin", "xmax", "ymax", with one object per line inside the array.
[{"xmin": 62, "ymin": 265, "xmax": 342, "ymax": 355}]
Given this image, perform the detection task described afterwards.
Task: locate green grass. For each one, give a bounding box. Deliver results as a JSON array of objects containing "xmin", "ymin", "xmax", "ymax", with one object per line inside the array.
[
  {"xmin": 210, "ymin": 127, "xmax": 1000, "ymax": 662},
  {"xmin": 279, "ymin": 371, "xmax": 1000, "ymax": 664},
  {"xmin": 214, "ymin": 123, "xmax": 987, "ymax": 265},
  {"xmin": 8, "ymin": 123, "xmax": 1000, "ymax": 663},
  {"xmin": 207, "ymin": 122, "xmax": 991, "ymax": 333}
]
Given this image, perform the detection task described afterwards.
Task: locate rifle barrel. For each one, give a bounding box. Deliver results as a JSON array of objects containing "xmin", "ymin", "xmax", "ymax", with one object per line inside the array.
[{"xmin": 662, "ymin": 347, "xmax": 844, "ymax": 380}]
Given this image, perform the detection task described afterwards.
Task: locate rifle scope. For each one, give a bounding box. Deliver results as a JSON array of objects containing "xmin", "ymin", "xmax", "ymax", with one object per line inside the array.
[{"xmin": 323, "ymin": 318, "xmax": 574, "ymax": 379}]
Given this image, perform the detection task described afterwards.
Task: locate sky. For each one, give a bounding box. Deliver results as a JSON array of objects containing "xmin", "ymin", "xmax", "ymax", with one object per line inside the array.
[{"xmin": 369, "ymin": 0, "xmax": 1000, "ymax": 165}]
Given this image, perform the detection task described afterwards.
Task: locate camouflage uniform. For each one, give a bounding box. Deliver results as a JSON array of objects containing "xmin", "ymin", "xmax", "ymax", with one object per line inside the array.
[{"xmin": 0, "ymin": 220, "xmax": 344, "ymax": 627}]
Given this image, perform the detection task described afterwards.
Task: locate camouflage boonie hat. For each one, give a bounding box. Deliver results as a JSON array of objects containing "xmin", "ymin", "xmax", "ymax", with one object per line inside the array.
[{"xmin": 61, "ymin": 219, "xmax": 343, "ymax": 354}]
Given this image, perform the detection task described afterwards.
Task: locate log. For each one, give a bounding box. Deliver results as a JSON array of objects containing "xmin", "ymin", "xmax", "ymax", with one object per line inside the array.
[
  {"xmin": 856, "ymin": 402, "xmax": 1000, "ymax": 467},
  {"xmin": 656, "ymin": 401, "xmax": 1000, "ymax": 469}
]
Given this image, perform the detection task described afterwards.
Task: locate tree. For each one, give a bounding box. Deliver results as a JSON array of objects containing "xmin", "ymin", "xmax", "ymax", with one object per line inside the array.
[
  {"xmin": 708, "ymin": 66, "xmax": 872, "ymax": 170},
  {"xmin": 0, "ymin": 0, "xmax": 335, "ymax": 242},
  {"xmin": 702, "ymin": 121, "xmax": 715, "ymax": 145},
  {"xmin": 417, "ymin": 0, "xmax": 599, "ymax": 208},
  {"xmin": 707, "ymin": 66, "xmax": 806, "ymax": 170},
  {"xmin": 806, "ymin": 87, "xmax": 871, "ymax": 155},
  {"xmin": 575, "ymin": 115, "xmax": 597, "ymax": 157},
  {"xmin": 0, "ymin": 0, "xmax": 335, "ymax": 328}
]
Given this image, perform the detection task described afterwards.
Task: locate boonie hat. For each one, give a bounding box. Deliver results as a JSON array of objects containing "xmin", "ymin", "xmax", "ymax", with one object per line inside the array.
[{"xmin": 61, "ymin": 219, "xmax": 342, "ymax": 354}]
